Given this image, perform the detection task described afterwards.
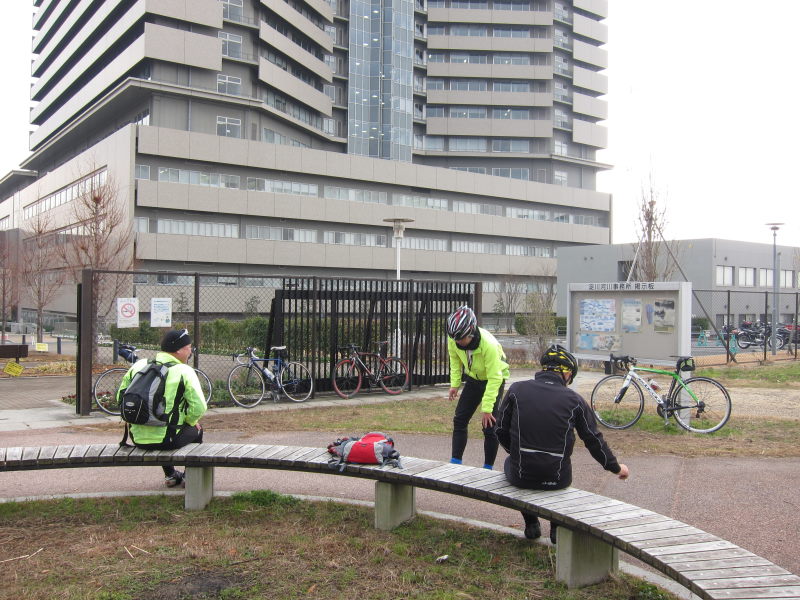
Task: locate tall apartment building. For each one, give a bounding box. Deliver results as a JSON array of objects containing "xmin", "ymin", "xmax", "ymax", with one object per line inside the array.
[{"xmin": 0, "ymin": 0, "xmax": 610, "ymax": 320}]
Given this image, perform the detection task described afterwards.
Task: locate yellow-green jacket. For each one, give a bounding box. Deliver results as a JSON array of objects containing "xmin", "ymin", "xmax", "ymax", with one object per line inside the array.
[
  {"xmin": 448, "ymin": 327, "xmax": 510, "ymax": 413},
  {"xmin": 117, "ymin": 352, "xmax": 207, "ymax": 445}
]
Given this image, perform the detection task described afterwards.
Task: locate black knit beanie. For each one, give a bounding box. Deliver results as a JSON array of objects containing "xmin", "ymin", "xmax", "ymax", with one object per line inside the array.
[{"xmin": 160, "ymin": 329, "xmax": 192, "ymax": 352}]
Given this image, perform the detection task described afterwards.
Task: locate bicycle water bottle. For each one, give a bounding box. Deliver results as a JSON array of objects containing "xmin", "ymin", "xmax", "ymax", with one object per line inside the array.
[
  {"xmin": 646, "ymin": 378, "xmax": 660, "ymax": 392},
  {"xmin": 263, "ymin": 366, "xmax": 276, "ymax": 381}
]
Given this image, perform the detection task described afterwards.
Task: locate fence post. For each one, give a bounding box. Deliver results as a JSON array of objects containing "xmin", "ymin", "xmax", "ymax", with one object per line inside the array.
[
  {"xmin": 726, "ymin": 290, "xmax": 733, "ymax": 364},
  {"xmin": 56, "ymin": 336, "xmax": 62, "ymax": 355},
  {"xmin": 764, "ymin": 291, "xmax": 769, "ymax": 362},
  {"xmin": 78, "ymin": 268, "xmax": 94, "ymax": 416},
  {"xmin": 193, "ymin": 273, "xmax": 200, "ymax": 369}
]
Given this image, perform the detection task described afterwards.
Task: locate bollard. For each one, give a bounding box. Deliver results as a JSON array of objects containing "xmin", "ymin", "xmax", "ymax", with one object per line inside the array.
[
  {"xmin": 57, "ymin": 336, "xmax": 62, "ymax": 354},
  {"xmin": 113, "ymin": 339, "xmax": 119, "ymax": 363},
  {"xmin": 22, "ymin": 334, "xmax": 26, "ymax": 345}
]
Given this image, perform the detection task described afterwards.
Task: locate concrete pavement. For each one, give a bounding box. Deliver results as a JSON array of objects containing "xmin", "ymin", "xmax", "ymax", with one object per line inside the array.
[{"xmin": 1, "ymin": 372, "xmax": 798, "ymax": 587}]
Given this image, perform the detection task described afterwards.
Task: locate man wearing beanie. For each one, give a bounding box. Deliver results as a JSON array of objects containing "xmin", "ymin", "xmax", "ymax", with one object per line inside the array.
[{"xmin": 117, "ymin": 328, "xmax": 207, "ymax": 487}]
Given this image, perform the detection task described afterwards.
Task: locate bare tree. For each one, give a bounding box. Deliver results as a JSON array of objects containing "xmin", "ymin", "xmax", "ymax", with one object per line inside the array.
[
  {"xmin": 0, "ymin": 231, "xmax": 21, "ymax": 342},
  {"xmin": 55, "ymin": 168, "xmax": 134, "ymax": 348},
  {"xmin": 498, "ymin": 276, "xmax": 526, "ymax": 333},
  {"xmin": 521, "ymin": 273, "xmax": 558, "ymax": 359},
  {"xmin": 20, "ymin": 213, "xmax": 67, "ymax": 342},
  {"xmin": 629, "ymin": 175, "xmax": 679, "ymax": 281}
]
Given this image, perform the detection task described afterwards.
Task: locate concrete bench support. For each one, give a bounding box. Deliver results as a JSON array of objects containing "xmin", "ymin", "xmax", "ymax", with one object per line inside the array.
[
  {"xmin": 555, "ymin": 527, "xmax": 619, "ymax": 588},
  {"xmin": 185, "ymin": 466, "xmax": 214, "ymax": 511},
  {"xmin": 374, "ymin": 481, "xmax": 416, "ymax": 530}
]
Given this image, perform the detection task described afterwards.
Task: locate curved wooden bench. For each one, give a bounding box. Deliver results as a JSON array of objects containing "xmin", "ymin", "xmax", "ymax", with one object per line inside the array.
[{"xmin": 2, "ymin": 443, "xmax": 799, "ymax": 597}]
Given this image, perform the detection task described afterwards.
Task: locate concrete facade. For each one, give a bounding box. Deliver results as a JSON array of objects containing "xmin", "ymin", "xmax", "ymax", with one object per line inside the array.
[{"xmin": 1, "ymin": 0, "xmax": 611, "ymax": 321}]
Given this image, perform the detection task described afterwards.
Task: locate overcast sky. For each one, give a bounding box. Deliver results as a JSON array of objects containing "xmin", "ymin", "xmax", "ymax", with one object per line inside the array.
[{"xmin": 1, "ymin": 1, "xmax": 797, "ymax": 246}]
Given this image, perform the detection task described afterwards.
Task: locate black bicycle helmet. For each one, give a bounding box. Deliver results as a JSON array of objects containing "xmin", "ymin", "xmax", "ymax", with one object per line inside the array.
[
  {"xmin": 540, "ymin": 344, "xmax": 578, "ymax": 384},
  {"xmin": 446, "ymin": 306, "xmax": 477, "ymax": 340}
]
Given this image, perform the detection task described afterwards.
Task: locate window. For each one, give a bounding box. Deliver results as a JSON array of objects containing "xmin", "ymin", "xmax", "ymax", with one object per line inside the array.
[
  {"xmin": 491, "ymin": 167, "xmax": 529, "ymax": 179},
  {"xmin": 492, "ymin": 107, "xmax": 529, "ymax": 120},
  {"xmin": 738, "ymin": 267, "xmax": 755, "ymax": 287},
  {"xmin": 426, "ymin": 106, "xmax": 444, "ymax": 118},
  {"xmin": 157, "ymin": 219, "xmax": 239, "ymax": 238},
  {"xmin": 450, "ymin": 53, "xmax": 487, "ymax": 64},
  {"xmin": 217, "ymin": 74, "xmax": 242, "ymax": 95},
  {"xmin": 493, "ymin": 25, "xmax": 529, "ymax": 38},
  {"xmin": 450, "ymin": 79, "xmax": 487, "ymax": 91},
  {"xmin": 134, "ymin": 217, "xmax": 149, "ymax": 233},
  {"xmin": 427, "ymin": 78, "xmax": 445, "ymax": 90},
  {"xmin": 427, "ymin": 24, "xmax": 445, "ymax": 35},
  {"xmin": 450, "ymin": 166, "xmax": 486, "ymax": 174},
  {"xmin": 424, "ymin": 136, "xmax": 445, "ymax": 150},
  {"xmin": 553, "ymin": 170, "xmax": 568, "ymax": 186},
  {"xmin": 222, "ymin": 0, "xmax": 244, "ymax": 20},
  {"xmin": 759, "ymin": 268, "xmax": 774, "ymax": 287},
  {"xmin": 493, "ymin": 80, "xmax": 529, "ymax": 92},
  {"xmin": 715, "ymin": 265, "xmax": 733, "ymax": 286},
  {"xmin": 449, "ymin": 137, "xmax": 487, "ymax": 152},
  {"xmin": 450, "ymin": 24, "xmax": 487, "ymax": 37},
  {"xmin": 135, "ymin": 164, "xmax": 150, "ymax": 180},
  {"xmin": 491, "ymin": 139, "xmax": 529, "ymax": 152},
  {"xmin": 449, "ymin": 106, "xmax": 486, "ymax": 119},
  {"xmin": 219, "ymin": 32, "xmax": 243, "ymax": 58},
  {"xmin": 453, "ymin": 200, "xmax": 503, "ymax": 216},
  {"xmin": 323, "ymin": 231, "xmax": 386, "ymax": 247},
  {"xmin": 217, "ymin": 116, "xmax": 241, "ymax": 138},
  {"xmin": 493, "ymin": 53, "xmax": 529, "ymax": 65},
  {"xmin": 780, "ymin": 269, "xmax": 793, "ymax": 288},
  {"xmin": 427, "ymin": 52, "xmax": 445, "ymax": 63}
]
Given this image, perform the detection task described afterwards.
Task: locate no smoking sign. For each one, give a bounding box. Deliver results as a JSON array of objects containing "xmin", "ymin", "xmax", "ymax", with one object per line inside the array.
[{"xmin": 116, "ymin": 297, "xmax": 140, "ymax": 328}]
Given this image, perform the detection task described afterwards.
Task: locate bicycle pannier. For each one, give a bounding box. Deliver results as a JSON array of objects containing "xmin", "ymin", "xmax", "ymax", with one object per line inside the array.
[
  {"xmin": 121, "ymin": 361, "xmax": 173, "ymax": 426},
  {"xmin": 678, "ymin": 357, "xmax": 695, "ymax": 372}
]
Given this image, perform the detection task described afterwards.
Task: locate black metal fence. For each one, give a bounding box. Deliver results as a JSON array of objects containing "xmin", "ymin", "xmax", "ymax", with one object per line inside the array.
[
  {"xmin": 76, "ymin": 269, "xmax": 476, "ymax": 414},
  {"xmin": 692, "ymin": 289, "xmax": 800, "ymax": 365}
]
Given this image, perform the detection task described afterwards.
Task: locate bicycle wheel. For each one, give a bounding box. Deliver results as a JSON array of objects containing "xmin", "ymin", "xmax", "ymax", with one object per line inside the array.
[
  {"xmin": 378, "ymin": 357, "xmax": 409, "ymax": 394},
  {"xmin": 768, "ymin": 335, "xmax": 786, "ymax": 351},
  {"xmin": 227, "ymin": 364, "xmax": 266, "ymax": 408},
  {"xmin": 280, "ymin": 362, "xmax": 313, "ymax": 402},
  {"xmin": 590, "ymin": 375, "xmax": 644, "ymax": 430},
  {"xmin": 92, "ymin": 367, "xmax": 128, "ymax": 415},
  {"xmin": 332, "ymin": 358, "xmax": 361, "ymax": 399},
  {"xmin": 671, "ymin": 377, "xmax": 731, "ymax": 434},
  {"xmin": 736, "ymin": 333, "xmax": 752, "ymax": 349},
  {"xmin": 194, "ymin": 368, "xmax": 213, "ymax": 403}
]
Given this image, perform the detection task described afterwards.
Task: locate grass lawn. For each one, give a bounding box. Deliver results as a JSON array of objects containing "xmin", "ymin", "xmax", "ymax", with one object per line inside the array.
[{"xmin": 0, "ymin": 492, "xmax": 677, "ymax": 600}]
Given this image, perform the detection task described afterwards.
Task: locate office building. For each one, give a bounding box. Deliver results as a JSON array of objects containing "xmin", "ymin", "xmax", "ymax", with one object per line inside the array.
[{"xmin": 0, "ymin": 0, "xmax": 610, "ymax": 320}]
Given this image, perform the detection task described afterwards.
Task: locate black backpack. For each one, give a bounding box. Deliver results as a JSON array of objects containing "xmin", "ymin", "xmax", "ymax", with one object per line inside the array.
[{"xmin": 121, "ymin": 361, "xmax": 174, "ymax": 426}]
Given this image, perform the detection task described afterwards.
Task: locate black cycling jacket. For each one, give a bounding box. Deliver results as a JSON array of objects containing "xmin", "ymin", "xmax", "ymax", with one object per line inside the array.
[{"xmin": 496, "ymin": 370, "xmax": 621, "ymax": 489}]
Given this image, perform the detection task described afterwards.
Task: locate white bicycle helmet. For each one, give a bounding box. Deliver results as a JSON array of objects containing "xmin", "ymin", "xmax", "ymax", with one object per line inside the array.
[{"xmin": 446, "ymin": 306, "xmax": 477, "ymax": 340}]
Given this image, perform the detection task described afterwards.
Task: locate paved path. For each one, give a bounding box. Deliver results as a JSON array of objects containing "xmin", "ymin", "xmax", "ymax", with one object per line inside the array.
[{"xmin": 1, "ymin": 373, "xmax": 798, "ymax": 580}]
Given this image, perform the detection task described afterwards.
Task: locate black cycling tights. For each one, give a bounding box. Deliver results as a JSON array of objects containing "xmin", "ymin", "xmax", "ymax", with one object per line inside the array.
[{"xmin": 451, "ymin": 378, "xmax": 504, "ymax": 467}]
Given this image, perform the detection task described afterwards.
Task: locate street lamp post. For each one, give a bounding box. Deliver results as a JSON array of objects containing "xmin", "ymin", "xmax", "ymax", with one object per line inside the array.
[
  {"xmin": 383, "ymin": 218, "xmax": 414, "ymax": 357},
  {"xmin": 766, "ymin": 223, "xmax": 783, "ymax": 356}
]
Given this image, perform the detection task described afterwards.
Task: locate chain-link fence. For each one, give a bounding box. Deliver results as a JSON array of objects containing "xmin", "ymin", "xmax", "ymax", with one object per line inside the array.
[
  {"xmin": 76, "ymin": 269, "xmax": 476, "ymax": 414},
  {"xmin": 691, "ymin": 289, "xmax": 800, "ymax": 366}
]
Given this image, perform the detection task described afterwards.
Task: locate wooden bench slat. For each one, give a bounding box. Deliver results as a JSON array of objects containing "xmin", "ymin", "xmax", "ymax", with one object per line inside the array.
[
  {"xmin": 618, "ymin": 525, "xmax": 704, "ymax": 543},
  {"xmin": 635, "ymin": 532, "xmax": 721, "ymax": 549},
  {"xmin": 603, "ymin": 518, "xmax": 687, "ymax": 537},
  {"xmin": 37, "ymin": 446, "xmax": 58, "ymax": 464},
  {"xmin": 648, "ymin": 540, "xmax": 739, "ymax": 557},
  {"xmin": 52, "ymin": 445, "xmax": 74, "ymax": 462},
  {"xmin": 690, "ymin": 566, "xmax": 792, "ymax": 580},
  {"xmin": 705, "ymin": 585, "xmax": 800, "ymax": 599},
  {"xmin": 583, "ymin": 508, "xmax": 657, "ymax": 526},
  {"xmin": 21, "ymin": 447, "xmax": 41, "ymax": 465},
  {"xmin": 698, "ymin": 575, "xmax": 800, "ymax": 590},
  {"xmin": 660, "ymin": 548, "xmax": 757, "ymax": 564},
  {"xmin": 250, "ymin": 445, "xmax": 286, "ymax": 461},
  {"xmin": 225, "ymin": 444, "xmax": 262, "ymax": 462}
]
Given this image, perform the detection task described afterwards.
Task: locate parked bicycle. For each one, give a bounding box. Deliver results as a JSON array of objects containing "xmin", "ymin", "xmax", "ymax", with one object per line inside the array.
[
  {"xmin": 736, "ymin": 321, "xmax": 787, "ymax": 350},
  {"xmin": 92, "ymin": 343, "xmax": 213, "ymax": 416},
  {"xmin": 590, "ymin": 354, "xmax": 731, "ymax": 434},
  {"xmin": 227, "ymin": 346, "xmax": 313, "ymax": 407},
  {"xmin": 331, "ymin": 341, "xmax": 409, "ymax": 399}
]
